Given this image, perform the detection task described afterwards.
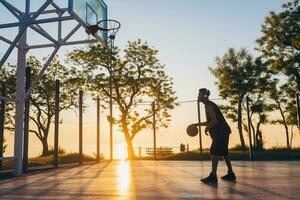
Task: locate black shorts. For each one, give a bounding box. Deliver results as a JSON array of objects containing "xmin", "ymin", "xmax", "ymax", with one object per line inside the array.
[{"xmin": 209, "ymin": 132, "xmax": 229, "ymax": 156}]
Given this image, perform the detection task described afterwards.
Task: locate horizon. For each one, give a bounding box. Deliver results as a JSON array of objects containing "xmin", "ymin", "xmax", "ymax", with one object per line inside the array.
[{"xmin": 1, "ymin": 0, "xmax": 299, "ymax": 160}]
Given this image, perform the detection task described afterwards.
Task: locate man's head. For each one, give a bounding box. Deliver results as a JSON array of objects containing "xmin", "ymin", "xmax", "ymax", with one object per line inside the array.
[{"xmin": 198, "ymin": 88, "xmax": 210, "ymax": 102}]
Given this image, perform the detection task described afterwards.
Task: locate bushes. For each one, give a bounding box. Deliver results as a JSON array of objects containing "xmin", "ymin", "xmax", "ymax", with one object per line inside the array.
[{"xmin": 40, "ymin": 146, "xmax": 66, "ymax": 157}]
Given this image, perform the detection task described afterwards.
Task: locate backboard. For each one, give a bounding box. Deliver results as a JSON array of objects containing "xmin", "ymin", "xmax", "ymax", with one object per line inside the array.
[{"xmin": 69, "ymin": 0, "xmax": 108, "ymax": 44}]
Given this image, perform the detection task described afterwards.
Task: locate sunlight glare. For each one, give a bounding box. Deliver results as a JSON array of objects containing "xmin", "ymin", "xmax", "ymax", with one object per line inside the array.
[
  {"xmin": 117, "ymin": 161, "xmax": 131, "ymax": 195},
  {"xmin": 116, "ymin": 143, "xmax": 127, "ymax": 161}
]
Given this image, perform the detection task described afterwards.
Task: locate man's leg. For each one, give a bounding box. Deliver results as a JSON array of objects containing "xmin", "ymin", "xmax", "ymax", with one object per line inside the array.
[
  {"xmin": 211, "ymin": 155, "xmax": 219, "ymax": 176},
  {"xmin": 223, "ymin": 155, "xmax": 233, "ymax": 172},
  {"xmin": 201, "ymin": 154, "xmax": 219, "ymax": 183},
  {"xmin": 221, "ymin": 155, "xmax": 236, "ymax": 181}
]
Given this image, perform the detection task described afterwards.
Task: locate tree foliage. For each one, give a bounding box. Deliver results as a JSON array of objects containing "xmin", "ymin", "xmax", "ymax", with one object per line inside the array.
[
  {"xmin": 0, "ymin": 56, "xmax": 80, "ymax": 156},
  {"xmin": 256, "ymin": 0, "xmax": 300, "ymax": 89},
  {"xmin": 68, "ymin": 39, "xmax": 177, "ymax": 159},
  {"xmin": 210, "ymin": 48, "xmax": 270, "ymax": 148}
]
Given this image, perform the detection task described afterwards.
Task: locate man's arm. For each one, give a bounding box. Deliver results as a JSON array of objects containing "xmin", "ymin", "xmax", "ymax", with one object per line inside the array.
[{"xmin": 194, "ymin": 122, "xmax": 208, "ymax": 126}]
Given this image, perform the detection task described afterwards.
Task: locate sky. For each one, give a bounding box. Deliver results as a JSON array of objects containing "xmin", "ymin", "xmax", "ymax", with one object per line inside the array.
[{"xmin": 1, "ymin": 0, "xmax": 298, "ymax": 159}]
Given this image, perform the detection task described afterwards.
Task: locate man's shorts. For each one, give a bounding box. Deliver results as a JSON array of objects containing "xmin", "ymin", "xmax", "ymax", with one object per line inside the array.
[{"xmin": 209, "ymin": 132, "xmax": 229, "ymax": 156}]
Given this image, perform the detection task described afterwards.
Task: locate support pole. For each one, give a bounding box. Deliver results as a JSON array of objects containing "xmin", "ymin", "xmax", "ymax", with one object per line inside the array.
[
  {"xmin": 152, "ymin": 102, "xmax": 156, "ymax": 159},
  {"xmin": 54, "ymin": 79, "xmax": 60, "ymax": 168},
  {"xmin": 79, "ymin": 90, "xmax": 83, "ymax": 165},
  {"xmin": 13, "ymin": 26, "xmax": 27, "ymax": 176},
  {"xmin": 109, "ymin": 72, "xmax": 113, "ymax": 161},
  {"xmin": 296, "ymin": 93, "xmax": 300, "ymax": 131},
  {"xmin": 97, "ymin": 97, "xmax": 100, "ymax": 162},
  {"xmin": 23, "ymin": 67, "xmax": 31, "ymax": 171},
  {"xmin": 0, "ymin": 83, "xmax": 5, "ymax": 170},
  {"xmin": 246, "ymin": 96, "xmax": 253, "ymax": 161},
  {"xmin": 197, "ymin": 101, "xmax": 203, "ymax": 156}
]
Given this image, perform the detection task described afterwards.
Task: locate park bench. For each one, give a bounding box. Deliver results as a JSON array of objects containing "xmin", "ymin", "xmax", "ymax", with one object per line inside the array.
[{"xmin": 145, "ymin": 147, "xmax": 174, "ymax": 158}]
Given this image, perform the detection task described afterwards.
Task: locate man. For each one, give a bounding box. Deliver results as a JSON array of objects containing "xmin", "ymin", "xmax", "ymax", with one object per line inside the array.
[{"xmin": 194, "ymin": 88, "xmax": 236, "ymax": 183}]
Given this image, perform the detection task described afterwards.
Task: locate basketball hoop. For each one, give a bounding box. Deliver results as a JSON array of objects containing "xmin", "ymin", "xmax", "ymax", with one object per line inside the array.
[{"xmin": 86, "ymin": 19, "xmax": 121, "ymax": 45}]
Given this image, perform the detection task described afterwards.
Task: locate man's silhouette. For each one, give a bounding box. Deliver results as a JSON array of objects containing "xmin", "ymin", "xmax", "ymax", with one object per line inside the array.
[{"xmin": 195, "ymin": 88, "xmax": 236, "ymax": 183}]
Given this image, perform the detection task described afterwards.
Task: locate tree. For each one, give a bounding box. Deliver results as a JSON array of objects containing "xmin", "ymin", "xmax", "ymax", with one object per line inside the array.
[
  {"xmin": 209, "ymin": 48, "xmax": 268, "ymax": 148},
  {"xmin": 68, "ymin": 39, "xmax": 177, "ymax": 159},
  {"xmin": 256, "ymin": 0, "xmax": 300, "ymax": 89},
  {"xmin": 256, "ymin": 0, "xmax": 299, "ymax": 148},
  {"xmin": 0, "ymin": 56, "xmax": 80, "ymax": 156},
  {"xmin": 269, "ymin": 79, "xmax": 297, "ymax": 149},
  {"xmin": 247, "ymin": 96, "xmax": 271, "ymax": 150},
  {"xmin": 246, "ymin": 62, "xmax": 273, "ymax": 150}
]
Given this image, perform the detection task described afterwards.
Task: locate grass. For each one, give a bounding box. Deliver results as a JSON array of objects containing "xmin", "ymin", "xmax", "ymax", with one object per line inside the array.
[
  {"xmin": 161, "ymin": 148, "xmax": 300, "ymax": 161},
  {"xmin": 1, "ymin": 153, "xmax": 97, "ymax": 171}
]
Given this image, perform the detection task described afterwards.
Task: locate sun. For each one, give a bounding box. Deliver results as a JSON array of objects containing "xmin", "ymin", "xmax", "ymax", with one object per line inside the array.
[{"xmin": 116, "ymin": 143, "xmax": 127, "ymax": 161}]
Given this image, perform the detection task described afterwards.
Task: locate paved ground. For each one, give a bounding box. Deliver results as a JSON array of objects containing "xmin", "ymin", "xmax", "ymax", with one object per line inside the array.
[{"xmin": 0, "ymin": 161, "xmax": 299, "ymax": 199}]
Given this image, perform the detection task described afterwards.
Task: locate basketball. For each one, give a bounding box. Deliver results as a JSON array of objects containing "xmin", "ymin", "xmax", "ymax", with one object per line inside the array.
[{"xmin": 186, "ymin": 124, "xmax": 198, "ymax": 137}]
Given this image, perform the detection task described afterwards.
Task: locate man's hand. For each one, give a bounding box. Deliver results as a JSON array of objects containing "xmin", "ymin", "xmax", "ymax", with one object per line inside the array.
[{"xmin": 204, "ymin": 127, "xmax": 209, "ymax": 136}]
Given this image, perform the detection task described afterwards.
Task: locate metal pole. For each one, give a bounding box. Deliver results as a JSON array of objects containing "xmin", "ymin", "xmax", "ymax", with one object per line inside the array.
[
  {"xmin": 109, "ymin": 75, "xmax": 113, "ymax": 160},
  {"xmin": 0, "ymin": 83, "xmax": 5, "ymax": 170},
  {"xmin": 97, "ymin": 97, "xmax": 100, "ymax": 162},
  {"xmin": 296, "ymin": 93, "xmax": 300, "ymax": 131},
  {"xmin": 23, "ymin": 66, "xmax": 31, "ymax": 171},
  {"xmin": 109, "ymin": 39, "xmax": 114, "ymax": 160},
  {"xmin": 79, "ymin": 90, "xmax": 83, "ymax": 165},
  {"xmin": 25, "ymin": 0, "xmax": 30, "ymax": 14},
  {"xmin": 152, "ymin": 102, "xmax": 156, "ymax": 159},
  {"xmin": 14, "ymin": 24, "xmax": 27, "ymax": 176},
  {"xmin": 246, "ymin": 96, "xmax": 253, "ymax": 161},
  {"xmin": 197, "ymin": 101, "xmax": 203, "ymax": 156},
  {"xmin": 54, "ymin": 79, "xmax": 60, "ymax": 168}
]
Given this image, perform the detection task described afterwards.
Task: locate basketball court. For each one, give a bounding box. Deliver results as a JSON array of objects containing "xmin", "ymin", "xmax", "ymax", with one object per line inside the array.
[
  {"xmin": 0, "ymin": 161, "xmax": 299, "ymax": 199},
  {"xmin": 1, "ymin": 1, "xmax": 300, "ymax": 199}
]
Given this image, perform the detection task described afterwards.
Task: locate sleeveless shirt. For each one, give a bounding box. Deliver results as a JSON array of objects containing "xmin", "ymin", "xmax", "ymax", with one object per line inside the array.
[{"xmin": 205, "ymin": 100, "xmax": 231, "ymax": 135}]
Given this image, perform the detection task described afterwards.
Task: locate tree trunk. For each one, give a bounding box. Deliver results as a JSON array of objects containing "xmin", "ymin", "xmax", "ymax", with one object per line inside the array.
[
  {"xmin": 121, "ymin": 118, "xmax": 135, "ymax": 159},
  {"xmin": 250, "ymin": 120, "xmax": 256, "ymax": 147},
  {"xmin": 290, "ymin": 125, "xmax": 294, "ymax": 148},
  {"xmin": 256, "ymin": 121, "xmax": 263, "ymax": 150},
  {"xmin": 237, "ymin": 100, "xmax": 246, "ymax": 148},
  {"xmin": 277, "ymin": 101, "xmax": 290, "ymax": 149},
  {"xmin": 125, "ymin": 134, "xmax": 135, "ymax": 159},
  {"xmin": 41, "ymin": 138, "xmax": 49, "ymax": 156},
  {"xmin": 284, "ymin": 123, "xmax": 290, "ymax": 149}
]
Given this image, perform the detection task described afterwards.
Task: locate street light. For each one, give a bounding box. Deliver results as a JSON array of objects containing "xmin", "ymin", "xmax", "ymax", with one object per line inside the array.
[{"xmin": 87, "ymin": 19, "xmax": 121, "ymax": 160}]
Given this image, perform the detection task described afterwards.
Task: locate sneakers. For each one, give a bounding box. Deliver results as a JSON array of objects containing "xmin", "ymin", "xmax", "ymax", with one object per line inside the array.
[
  {"xmin": 200, "ymin": 173, "xmax": 218, "ymax": 184},
  {"xmin": 221, "ymin": 171, "xmax": 236, "ymax": 182}
]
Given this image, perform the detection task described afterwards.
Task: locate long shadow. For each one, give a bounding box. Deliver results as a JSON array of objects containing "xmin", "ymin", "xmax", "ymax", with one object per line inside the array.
[
  {"xmin": 30, "ymin": 161, "xmax": 112, "ymax": 198},
  {"xmin": 29, "ymin": 161, "xmax": 110, "ymax": 199},
  {"xmin": 62, "ymin": 161, "xmax": 112, "ymax": 199},
  {"xmin": 132, "ymin": 160, "xmax": 206, "ymax": 199},
  {"xmin": 130, "ymin": 160, "xmax": 166, "ymax": 199},
  {"xmin": 231, "ymin": 181, "xmax": 292, "ymax": 199},
  {"xmin": 0, "ymin": 162, "xmax": 100, "ymax": 197},
  {"xmin": 0, "ymin": 162, "xmax": 85, "ymax": 184},
  {"xmin": 154, "ymin": 161, "xmax": 221, "ymax": 196}
]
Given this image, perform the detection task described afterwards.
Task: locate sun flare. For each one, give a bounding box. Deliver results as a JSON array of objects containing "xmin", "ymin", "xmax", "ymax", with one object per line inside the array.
[{"xmin": 116, "ymin": 143, "xmax": 127, "ymax": 161}]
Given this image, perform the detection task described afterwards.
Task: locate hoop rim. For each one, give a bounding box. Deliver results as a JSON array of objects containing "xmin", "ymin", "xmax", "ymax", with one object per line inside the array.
[{"xmin": 97, "ymin": 19, "xmax": 121, "ymax": 32}]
